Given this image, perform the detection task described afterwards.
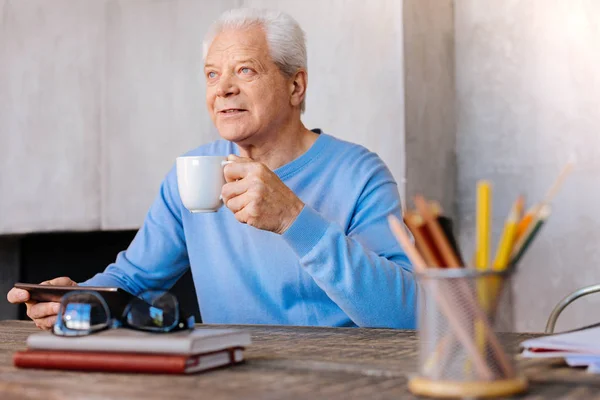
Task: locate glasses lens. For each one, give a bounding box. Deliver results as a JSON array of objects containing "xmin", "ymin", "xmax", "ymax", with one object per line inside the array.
[
  {"xmin": 58, "ymin": 292, "xmax": 110, "ymax": 332},
  {"xmin": 125, "ymin": 291, "xmax": 179, "ymax": 331}
]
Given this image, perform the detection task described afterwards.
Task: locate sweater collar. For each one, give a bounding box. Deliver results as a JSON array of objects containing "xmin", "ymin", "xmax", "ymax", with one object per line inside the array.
[
  {"xmin": 232, "ymin": 129, "xmax": 331, "ymax": 180},
  {"xmin": 274, "ymin": 129, "xmax": 330, "ymax": 180}
]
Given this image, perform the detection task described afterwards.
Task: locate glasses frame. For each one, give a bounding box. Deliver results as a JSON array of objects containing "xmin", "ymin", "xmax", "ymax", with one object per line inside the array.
[{"xmin": 53, "ymin": 290, "xmax": 195, "ymax": 337}]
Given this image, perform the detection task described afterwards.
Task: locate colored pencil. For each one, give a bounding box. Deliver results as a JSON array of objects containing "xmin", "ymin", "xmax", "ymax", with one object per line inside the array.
[
  {"xmin": 404, "ymin": 212, "xmax": 443, "ymax": 267},
  {"xmin": 487, "ymin": 196, "xmax": 524, "ymax": 313},
  {"xmin": 414, "ymin": 196, "xmax": 462, "ymax": 268},
  {"xmin": 476, "ymin": 181, "xmax": 492, "ymax": 271},
  {"xmin": 474, "ymin": 181, "xmax": 492, "ymax": 374},
  {"xmin": 493, "ymin": 196, "xmax": 524, "ymax": 271},
  {"xmin": 389, "ymin": 215, "xmax": 428, "ymax": 270},
  {"xmin": 437, "ymin": 215, "xmax": 465, "ymax": 266},
  {"xmin": 510, "ymin": 205, "xmax": 551, "ymax": 267}
]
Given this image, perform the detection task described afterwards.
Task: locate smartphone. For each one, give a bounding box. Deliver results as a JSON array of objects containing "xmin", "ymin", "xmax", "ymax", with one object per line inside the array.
[{"xmin": 13, "ymin": 283, "xmax": 135, "ymax": 317}]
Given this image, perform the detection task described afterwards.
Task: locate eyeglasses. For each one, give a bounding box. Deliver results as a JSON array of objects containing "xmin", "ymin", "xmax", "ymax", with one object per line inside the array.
[{"xmin": 53, "ymin": 290, "xmax": 195, "ymax": 336}]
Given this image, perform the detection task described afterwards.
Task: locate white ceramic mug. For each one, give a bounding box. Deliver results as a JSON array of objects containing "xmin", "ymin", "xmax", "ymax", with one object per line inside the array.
[{"xmin": 176, "ymin": 156, "xmax": 232, "ymax": 213}]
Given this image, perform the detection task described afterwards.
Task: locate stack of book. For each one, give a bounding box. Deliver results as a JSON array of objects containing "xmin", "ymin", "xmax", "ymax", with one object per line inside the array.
[
  {"xmin": 521, "ymin": 325, "xmax": 600, "ymax": 374},
  {"xmin": 14, "ymin": 327, "xmax": 251, "ymax": 374}
]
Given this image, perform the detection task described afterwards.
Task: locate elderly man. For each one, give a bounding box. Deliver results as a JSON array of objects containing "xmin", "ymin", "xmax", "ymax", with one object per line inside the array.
[{"xmin": 8, "ymin": 8, "xmax": 417, "ymax": 330}]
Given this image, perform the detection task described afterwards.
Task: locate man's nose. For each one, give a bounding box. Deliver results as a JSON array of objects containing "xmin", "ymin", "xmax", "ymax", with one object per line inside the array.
[{"xmin": 216, "ymin": 73, "xmax": 240, "ymax": 97}]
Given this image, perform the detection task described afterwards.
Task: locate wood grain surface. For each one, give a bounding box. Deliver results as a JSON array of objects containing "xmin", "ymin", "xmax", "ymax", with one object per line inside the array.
[{"xmin": 0, "ymin": 321, "xmax": 599, "ymax": 399}]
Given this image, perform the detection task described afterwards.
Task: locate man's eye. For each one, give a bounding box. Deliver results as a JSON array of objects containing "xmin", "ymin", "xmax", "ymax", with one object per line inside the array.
[
  {"xmin": 240, "ymin": 67, "xmax": 252, "ymax": 74},
  {"xmin": 207, "ymin": 71, "xmax": 217, "ymax": 79}
]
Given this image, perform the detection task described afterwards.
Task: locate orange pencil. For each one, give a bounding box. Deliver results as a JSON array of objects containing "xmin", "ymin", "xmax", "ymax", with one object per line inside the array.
[{"xmin": 515, "ymin": 208, "xmax": 537, "ymax": 240}]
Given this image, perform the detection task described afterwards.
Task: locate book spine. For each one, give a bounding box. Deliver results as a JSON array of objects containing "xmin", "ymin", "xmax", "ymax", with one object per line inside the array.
[{"xmin": 13, "ymin": 351, "xmax": 187, "ymax": 374}]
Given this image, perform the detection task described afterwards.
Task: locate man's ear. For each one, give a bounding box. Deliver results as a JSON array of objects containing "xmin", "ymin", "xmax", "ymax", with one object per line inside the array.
[{"xmin": 289, "ymin": 69, "xmax": 307, "ymax": 108}]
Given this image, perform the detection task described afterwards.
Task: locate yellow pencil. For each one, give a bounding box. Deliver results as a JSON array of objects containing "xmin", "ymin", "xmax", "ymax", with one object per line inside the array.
[
  {"xmin": 474, "ymin": 181, "xmax": 492, "ymax": 372},
  {"xmin": 476, "ymin": 181, "xmax": 492, "ymax": 271},
  {"xmin": 488, "ymin": 196, "xmax": 523, "ymax": 310},
  {"xmin": 493, "ymin": 196, "xmax": 523, "ymax": 271}
]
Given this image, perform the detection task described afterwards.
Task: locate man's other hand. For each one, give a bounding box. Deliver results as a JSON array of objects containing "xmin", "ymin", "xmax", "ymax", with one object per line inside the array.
[{"xmin": 7, "ymin": 277, "xmax": 77, "ymax": 331}]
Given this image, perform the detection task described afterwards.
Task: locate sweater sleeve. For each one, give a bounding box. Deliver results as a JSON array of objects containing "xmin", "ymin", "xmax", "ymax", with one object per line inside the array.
[
  {"xmin": 80, "ymin": 167, "xmax": 190, "ymax": 295},
  {"xmin": 281, "ymin": 161, "xmax": 418, "ymax": 329}
]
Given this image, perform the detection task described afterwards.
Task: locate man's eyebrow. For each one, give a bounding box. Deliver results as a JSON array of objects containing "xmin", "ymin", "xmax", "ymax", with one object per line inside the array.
[{"xmin": 204, "ymin": 59, "xmax": 259, "ymax": 69}]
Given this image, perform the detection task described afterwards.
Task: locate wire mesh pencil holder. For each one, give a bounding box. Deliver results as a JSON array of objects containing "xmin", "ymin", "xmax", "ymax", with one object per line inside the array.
[{"xmin": 408, "ymin": 268, "xmax": 528, "ymax": 399}]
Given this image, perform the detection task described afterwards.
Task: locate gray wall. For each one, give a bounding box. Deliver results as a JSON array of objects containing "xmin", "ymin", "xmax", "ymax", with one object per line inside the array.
[
  {"xmin": 455, "ymin": 0, "xmax": 600, "ymax": 332},
  {"xmin": 404, "ymin": 0, "xmax": 456, "ymax": 218},
  {"xmin": 0, "ymin": 0, "xmax": 233, "ymax": 233},
  {"xmin": 102, "ymin": 0, "xmax": 234, "ymax": 229},
  {"xmin": 0, "ymin": 0, "xmax": 104, "ymax": 233}
]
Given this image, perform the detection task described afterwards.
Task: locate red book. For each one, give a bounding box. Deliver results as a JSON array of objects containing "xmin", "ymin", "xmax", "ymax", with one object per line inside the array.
[{"xmin": 13, "ymin": 347, "xmax": 244, "ymax": 374}]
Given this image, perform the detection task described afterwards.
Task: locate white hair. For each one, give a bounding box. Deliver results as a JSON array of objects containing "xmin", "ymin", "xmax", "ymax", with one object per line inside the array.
[{"xmin": 203, "ymin": 8, "xmax": 307, "ymax": 113}]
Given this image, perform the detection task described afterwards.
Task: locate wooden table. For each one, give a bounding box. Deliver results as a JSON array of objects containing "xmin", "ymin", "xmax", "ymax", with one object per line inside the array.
[{"xmin": 1, "ymin": 321, "xmax": 599, "ymax": 399}]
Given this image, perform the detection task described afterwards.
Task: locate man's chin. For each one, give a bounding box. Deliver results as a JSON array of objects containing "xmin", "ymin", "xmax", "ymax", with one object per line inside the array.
[{"xmin": 217, "ymin": 128, "xmax": 256, "ymax": 144}]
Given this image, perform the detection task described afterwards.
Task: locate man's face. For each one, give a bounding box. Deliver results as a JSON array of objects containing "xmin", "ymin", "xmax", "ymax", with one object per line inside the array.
[{"xmin": 204, "ymin": 26, "xmax": 292, "ymax": 144}]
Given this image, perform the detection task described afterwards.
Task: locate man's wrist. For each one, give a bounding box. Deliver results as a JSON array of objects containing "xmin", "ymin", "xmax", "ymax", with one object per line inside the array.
[
  {"xmin": 279, "ymin": 199, "xmax": 305, "ymax": 235},
  {"xmin": 281, "ymin": 205, "xmax": 331, "ymax": 258}
]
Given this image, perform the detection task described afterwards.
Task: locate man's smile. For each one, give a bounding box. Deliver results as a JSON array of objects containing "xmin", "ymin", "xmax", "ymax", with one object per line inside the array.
[{"xmin": 218, "ymin": 108, "xmax": 248, "ymax": 115}]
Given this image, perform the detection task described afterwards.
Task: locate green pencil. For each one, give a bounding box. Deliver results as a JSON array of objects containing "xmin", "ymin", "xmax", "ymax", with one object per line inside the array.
[{"xmin": 509, "ymin": 204, "xmax": 551, "ymax": 267}]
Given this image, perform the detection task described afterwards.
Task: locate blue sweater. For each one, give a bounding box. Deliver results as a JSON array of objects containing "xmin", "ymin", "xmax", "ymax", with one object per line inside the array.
[{"xmin": 83, "ymin": 131, "xmax": 417, "ymax": 328}]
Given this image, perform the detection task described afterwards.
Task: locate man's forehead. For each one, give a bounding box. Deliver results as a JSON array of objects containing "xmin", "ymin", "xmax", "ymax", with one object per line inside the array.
[{"xmin": 206, "ymin": 27, "xmax": 269, "ymax": 62}]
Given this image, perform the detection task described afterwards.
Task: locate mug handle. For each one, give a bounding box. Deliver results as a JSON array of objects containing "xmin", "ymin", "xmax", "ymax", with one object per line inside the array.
[{"xmin": 219, "ymin": 160, "xmax": 234, "ymax": 201}]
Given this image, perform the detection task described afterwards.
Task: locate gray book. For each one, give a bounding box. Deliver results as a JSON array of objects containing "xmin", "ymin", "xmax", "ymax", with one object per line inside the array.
[{"xmin": 27, "ymin": 328, "xmax": 252, "ymax": 355}]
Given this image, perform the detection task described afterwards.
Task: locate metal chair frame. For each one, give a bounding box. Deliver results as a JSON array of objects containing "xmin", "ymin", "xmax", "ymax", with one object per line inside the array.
[{"xmin": 545, "ymin": 284, "xmax": 600, "ymax": 334}]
